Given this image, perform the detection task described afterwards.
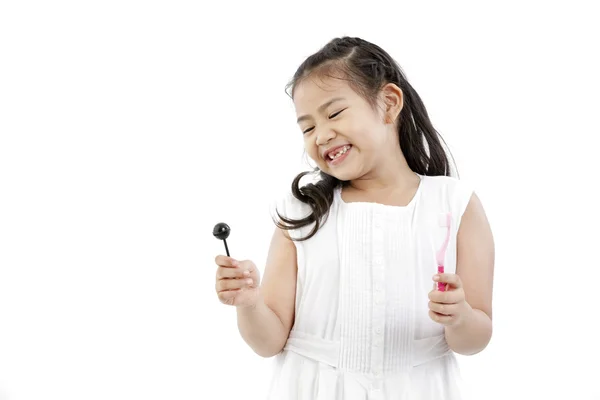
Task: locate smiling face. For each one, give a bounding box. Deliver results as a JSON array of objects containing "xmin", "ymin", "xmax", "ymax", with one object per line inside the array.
[{"xmin": 293, "ymin": 74, "xmax": 402, "ymax": 182}]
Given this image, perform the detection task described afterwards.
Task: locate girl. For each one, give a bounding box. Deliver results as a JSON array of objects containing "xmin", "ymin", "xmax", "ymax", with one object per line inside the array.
[{"xmin": 214, "ymin": 36, "xmax": 495, "ymax": 399}]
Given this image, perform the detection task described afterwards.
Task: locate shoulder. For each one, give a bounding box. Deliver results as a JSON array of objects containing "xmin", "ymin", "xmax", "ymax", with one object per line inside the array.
[
  {"xmin": 270, "ymin": 190, "xmax": 312, "ymax": 221},
  {"xmin": 269, "ymin": 173, "xmax": 315, "ymax": 221},
  {"xmin": 268, "ymin": 184, "xmax": 316, "ymax": 242},
  {"xmin": 270, "ymin": 171, "xmax": 340, "ymax": 222},
  {"xmin": 422, "ymin": 174, "xmax": 473, "ymax": 193},
  {"xmin": 420, "ymin": 174, "xmax": 475, "ymax": 224}
]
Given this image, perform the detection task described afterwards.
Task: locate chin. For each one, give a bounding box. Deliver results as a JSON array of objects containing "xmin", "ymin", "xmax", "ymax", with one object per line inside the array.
[{"xmin": 321, "ymin": 168, "xmax": 358, "ymax": 182}]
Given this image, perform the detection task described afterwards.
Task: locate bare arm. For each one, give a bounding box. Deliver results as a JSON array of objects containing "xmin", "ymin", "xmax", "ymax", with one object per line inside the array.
[
  {"xmin": 237, "ymin": 227, "xmax": 297, "ymax": 357},
  {"xmin": 445, "ymin": 192, "xmax": 495, "ymax": 355}
]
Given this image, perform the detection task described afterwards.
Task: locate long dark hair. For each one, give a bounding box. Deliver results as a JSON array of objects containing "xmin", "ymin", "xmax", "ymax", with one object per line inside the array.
[{"xmin": 274, "ymin": 36, "xmax": 456, "ymax": 241}]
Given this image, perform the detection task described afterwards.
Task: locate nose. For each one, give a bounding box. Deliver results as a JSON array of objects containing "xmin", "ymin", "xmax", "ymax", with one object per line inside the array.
[{"xmin": 315, "ymin": 128, "xmax": 335, "ymax": 146}]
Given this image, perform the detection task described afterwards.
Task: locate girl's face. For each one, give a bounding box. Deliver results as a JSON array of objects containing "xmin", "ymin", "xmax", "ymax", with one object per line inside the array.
[{"xmin": 293, "ymin": 75, "xmax": 402, "ymax": 182}]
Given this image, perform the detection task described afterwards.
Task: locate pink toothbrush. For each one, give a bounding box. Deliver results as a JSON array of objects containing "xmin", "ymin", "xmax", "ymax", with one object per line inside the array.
[{"xmin": 436, "ymin": 213, "xmax": 451, "ymax": 291}]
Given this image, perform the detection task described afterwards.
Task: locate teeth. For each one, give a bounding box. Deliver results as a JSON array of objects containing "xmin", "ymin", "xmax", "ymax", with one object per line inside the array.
[{"xmin": 329, "ymin": 145, "xmax": 350, "ymax": 160}]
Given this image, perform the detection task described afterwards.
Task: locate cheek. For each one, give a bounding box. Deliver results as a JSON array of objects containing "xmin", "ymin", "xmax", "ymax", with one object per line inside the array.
[
  {"xmin": 348, "ymin": 127, "xmax": 377, "ymax": 152},
  {"xmin": 356, "ymin": 124, "xmax": 388, "ymax": 150},
  {"xmin": 303, "ymin": 136, "xmax": 319, "ymax": 159}
]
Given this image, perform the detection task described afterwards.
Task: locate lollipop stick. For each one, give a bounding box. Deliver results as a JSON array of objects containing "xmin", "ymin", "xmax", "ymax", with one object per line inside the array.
[{"xmin": 223, "ymin": 239, "xmax": 230, "ymax": 257}]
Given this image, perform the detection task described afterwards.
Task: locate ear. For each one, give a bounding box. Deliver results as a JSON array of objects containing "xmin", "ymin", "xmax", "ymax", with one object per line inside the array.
[{"xmin": 380, "ymin": 83, "xmax": 403, "ymax": 124}]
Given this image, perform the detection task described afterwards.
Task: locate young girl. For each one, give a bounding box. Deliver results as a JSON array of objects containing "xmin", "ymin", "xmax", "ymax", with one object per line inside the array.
[{"xmin": 214, "ymin": 36, "xmax": 494, "ymax": 399}]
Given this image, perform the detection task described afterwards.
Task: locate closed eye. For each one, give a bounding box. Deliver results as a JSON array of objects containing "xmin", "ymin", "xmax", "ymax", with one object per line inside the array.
[
  {"xmin": 329, "ymin": 109, "xmax": 345, "ymax": 119},
  {"xmin": 302, "ymin": 109, "xmax": 347, "ymax": 134}
]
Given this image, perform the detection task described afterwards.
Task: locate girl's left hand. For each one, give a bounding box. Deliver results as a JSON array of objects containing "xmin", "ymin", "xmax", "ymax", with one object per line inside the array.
[{"xmin": 428, "ymin": 273, "xmax": 472, "ymax": 327}]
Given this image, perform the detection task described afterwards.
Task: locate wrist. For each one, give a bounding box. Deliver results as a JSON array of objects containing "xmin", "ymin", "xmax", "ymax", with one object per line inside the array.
[
  {"xmin": 236, "ymin": 290, "xmax": 263, "ymax": 313},
  {"xmin": 444, "ymin": 303, "xmax": 493, "ymax": 355}
]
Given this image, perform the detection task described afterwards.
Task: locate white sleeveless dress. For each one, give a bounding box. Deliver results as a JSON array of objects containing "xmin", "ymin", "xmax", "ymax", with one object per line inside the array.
[{"xmin": 267, "ymin": 174, "xmax": 474, "ymax": 400}]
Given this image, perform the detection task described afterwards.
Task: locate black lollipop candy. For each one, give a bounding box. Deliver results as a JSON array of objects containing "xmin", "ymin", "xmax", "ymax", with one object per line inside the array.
[{"xmin": 213, "ymin": 222, "xmax": 231, "ymax": 257}]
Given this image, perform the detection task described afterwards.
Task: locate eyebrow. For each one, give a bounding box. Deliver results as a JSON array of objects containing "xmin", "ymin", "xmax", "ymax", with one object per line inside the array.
[{"xmin": 296, "ymin": 97, "xmax": 346, "ymax": 124}]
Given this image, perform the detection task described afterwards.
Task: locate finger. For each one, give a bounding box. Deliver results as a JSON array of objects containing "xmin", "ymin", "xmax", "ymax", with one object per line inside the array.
[
  {"xmin": 216, "ymin": 266, "xmax": 248, "ymax": 280},
  {"xmin": 217, "ymin": 278, "xmax": 252, "ymax": 292},
  {"xmin": 428, "ymin": 301, "xmax": 459, "ymax": 316},
  {"xmin": 217, "ymin": 289, "xmax": 240, "ymax": 304},
  {"xmin": 216, "ymin": 277, "xmax": 253, "ymax": 292},
  {"xmin": 429, "ymin": 287, "xmax": 464, "ymax": 304},
  {"xmin": 215, "ymin": 255, "xmax": 240, "ymax": 268},
  {"xmin": 429, "ymin": 310, "xmax": 454, "ymax": 325},
  {"xmin": 239, "ymin": 260, "xmax": 257, "ymax": 273},
  {"xmin": 428, "ymin": 289, "xmax": 450, "ymax": 303},
  {"xmin": 433, "ymin": 273, "xmax": 462, "ymax": 288}
]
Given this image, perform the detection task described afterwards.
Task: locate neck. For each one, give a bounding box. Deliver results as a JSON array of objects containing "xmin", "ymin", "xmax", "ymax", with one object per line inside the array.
[{"xmin": 349, "ymin": 147, "xmax": 418, "ymax": 193}]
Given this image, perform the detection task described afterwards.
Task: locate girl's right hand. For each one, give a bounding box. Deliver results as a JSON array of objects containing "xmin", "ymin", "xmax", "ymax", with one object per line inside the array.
[{"xmin": 214, "ymin": 255, "xmax": 261, "ymax": 308}]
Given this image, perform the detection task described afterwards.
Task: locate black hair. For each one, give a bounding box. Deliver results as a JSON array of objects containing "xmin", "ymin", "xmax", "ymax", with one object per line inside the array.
[{"xmin": 274, "ymin": 36, "xmax": 456, "ymax": 241}]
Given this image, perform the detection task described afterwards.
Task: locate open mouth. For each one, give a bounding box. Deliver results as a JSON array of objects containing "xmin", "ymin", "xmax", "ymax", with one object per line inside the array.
[
  {"xmin": 325, "ymin": 145, "xmax": 352, "ymax": 161},
  {"xmin": 325, "ymin": 145, "xmax": 352, "ymax": 166}
]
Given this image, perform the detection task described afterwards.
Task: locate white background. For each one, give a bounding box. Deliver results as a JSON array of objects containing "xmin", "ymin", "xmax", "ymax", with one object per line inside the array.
[{"xmin": 1, "ymin": 1, "xmax": 599, "ymax": 399}]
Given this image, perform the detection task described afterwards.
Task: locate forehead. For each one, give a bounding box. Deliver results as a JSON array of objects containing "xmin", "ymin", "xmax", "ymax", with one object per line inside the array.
[{"xmin": 293, "ymin": 76, "xmax": 356, "ymax": 112}]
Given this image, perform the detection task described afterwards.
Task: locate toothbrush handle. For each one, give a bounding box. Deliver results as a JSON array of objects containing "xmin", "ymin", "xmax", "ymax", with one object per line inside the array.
[{"xmin": 437, "ymin": 265, "xmax": 446, "ymax": 291}]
